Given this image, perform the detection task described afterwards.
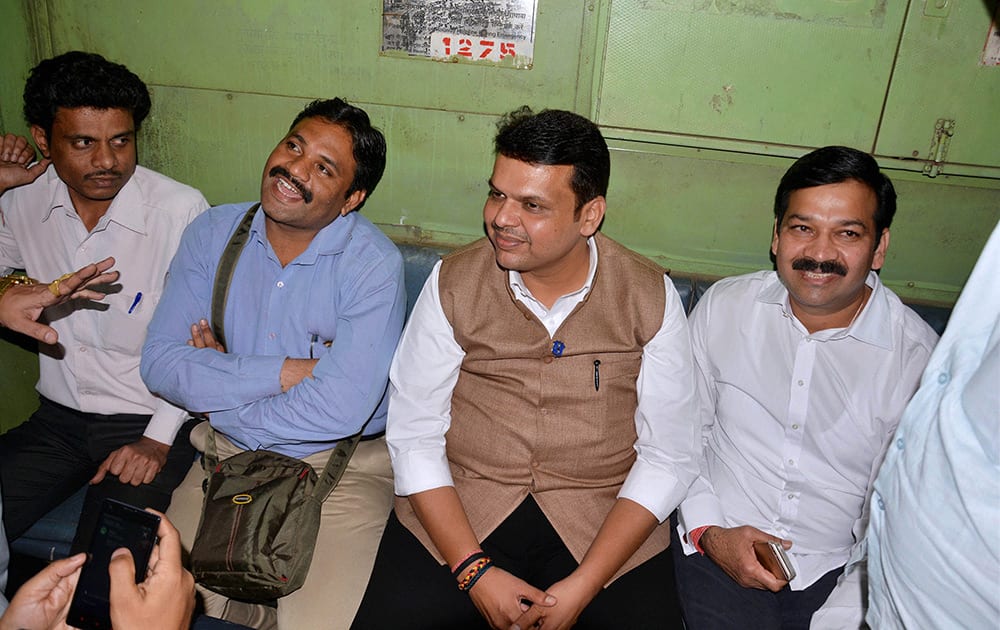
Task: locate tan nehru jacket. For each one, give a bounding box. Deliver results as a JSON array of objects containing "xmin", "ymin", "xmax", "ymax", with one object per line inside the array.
[{"xmin": 396, "ymin": 232, "xmax": 670, "ymax": 581}]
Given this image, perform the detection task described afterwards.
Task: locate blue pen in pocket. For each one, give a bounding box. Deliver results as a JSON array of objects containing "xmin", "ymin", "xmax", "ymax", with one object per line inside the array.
[{"xmin": 128, "ymin": 292, "xmax": 143, "ymax": 314}]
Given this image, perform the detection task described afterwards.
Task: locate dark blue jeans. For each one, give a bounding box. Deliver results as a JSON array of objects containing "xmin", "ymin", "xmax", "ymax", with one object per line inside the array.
[{"xmin": 670, "ymin": 518, "xmax": 841, "ymax": 630}]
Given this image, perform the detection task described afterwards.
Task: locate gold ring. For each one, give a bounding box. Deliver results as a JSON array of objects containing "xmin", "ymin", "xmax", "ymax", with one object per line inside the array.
[{"xmin": 48, "ymin": 272, "xmax": 75, "ymax": 296}]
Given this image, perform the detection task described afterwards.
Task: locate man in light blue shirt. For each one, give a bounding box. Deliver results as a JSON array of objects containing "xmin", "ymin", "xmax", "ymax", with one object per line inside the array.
[
  {"xmin": 141, "ymin": 98, "xmax": 405, "ymax": 629},
  {"xmin": 865, "ymin": 220, "xmax": 1000, "ymax": 629}
]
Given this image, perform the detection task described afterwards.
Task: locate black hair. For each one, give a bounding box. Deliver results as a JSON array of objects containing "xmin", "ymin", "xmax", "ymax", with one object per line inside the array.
[
  {"xmin": 774, "ymin": 146, "xmax": 896, "ymax": 246},
  {"xmin": 494, "ymin": 106, "xmax": 610, "ymax": 213},
  {"xmin": 291, "ymin": 98, "xmax": 387, "ymax": 211},
  {"xmin": 23, "ymin": 51, "xmax": 151, "ymax": 137}
]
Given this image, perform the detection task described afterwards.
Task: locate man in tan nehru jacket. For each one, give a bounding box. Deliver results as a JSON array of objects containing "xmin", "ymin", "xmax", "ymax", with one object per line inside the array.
[{"xmin": 353, "ymin": 107, "xmax": 700, "ymax": 630}]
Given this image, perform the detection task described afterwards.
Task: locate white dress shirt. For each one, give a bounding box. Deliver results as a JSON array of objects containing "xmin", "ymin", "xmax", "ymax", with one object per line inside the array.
[
  {"xmin": 387, "ymin": 237, "xmax": 700, "ymax": 522},
  {"xmin": 864, "ymin": 220, "xmax": 1000, "ymax": 629},
  {"xmin": 677, "ymin": 270, "xmax": 937, "ymax": 593},
  {"xmin": 0, "ymin": 164, "xmax": 208, "ymax": 443}
]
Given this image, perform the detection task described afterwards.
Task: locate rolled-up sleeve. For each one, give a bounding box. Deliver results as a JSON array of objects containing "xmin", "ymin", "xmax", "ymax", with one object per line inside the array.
[
  {"xmin": 386, "ymin": 262, "xmax": 465, "ymax": 496},
  {"xmin": 618, "ymin": 276, "xmax": 701, "ymax": 522}
]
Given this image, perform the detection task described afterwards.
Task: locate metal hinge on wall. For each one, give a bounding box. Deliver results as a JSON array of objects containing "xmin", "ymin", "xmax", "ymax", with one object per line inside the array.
[{"xmin": 923, "ymin": 118, "xmax": 955, "ymax": 178}]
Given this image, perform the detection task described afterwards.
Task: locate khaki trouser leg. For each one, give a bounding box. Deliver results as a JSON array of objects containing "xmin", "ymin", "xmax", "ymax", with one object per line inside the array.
[{"xmin": 165, "ymin": 422, "xmax": 394, "ymax": 630}]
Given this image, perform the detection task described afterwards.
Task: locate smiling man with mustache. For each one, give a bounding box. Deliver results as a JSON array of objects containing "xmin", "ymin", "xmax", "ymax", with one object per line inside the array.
[
  {"xmin": 141, "ymin": 98, "xmax": 405, "ymax": 629},
  {"xmin": 672, "ymin": 146, "xmax": 939, "ymax": 630},
  {"xmin": 0, "ymin": 51, "xmax": 209, "ymax": 561},
  {"xmin": 354, "ymin": 108, "xmax": 700, "ymax": 630}
]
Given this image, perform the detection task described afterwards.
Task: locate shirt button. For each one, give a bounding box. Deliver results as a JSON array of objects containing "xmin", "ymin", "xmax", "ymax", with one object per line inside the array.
[
  {"xmin": 543, "ymin": 356, "xmax": 553, "ymax": 364},
  {"xmin": 877, "ymin": 497, "xmax": 885, "ymax": 510},
  {"xmin": 531, "ymin": 461, "xmax": 540, "ymax": 469},
  {"xmin": 896, "ymin": 438, "xmax": 904, "ymax": 450},
  {"xmin": 788, "ymin": 459, "xmax": 795, "ymax": 466},
  {"xmin": 938, "ymin": 372, "xmax": 949, "ymax": 384},
  {"xmin": 787, "ymin": 493, "xmax": 794, "ymax": 499},
  {"xmin": 791, "ymin": 424, "xmax": 799, "ymax": 430},
  {"xmin": 268, "ymin": 332, "xmax": 276, "ymax": 340},
  {"xmin": 276, "ymin": 281, "xmax": 284, "ymax": 288},
  {"xmin": 540, "ymin": 408, "xmax": 548, "ymax": 415},
  {"xmin": 797, "ymin": 380, "xmax": 804, "ymax": 386},
  {"xmin": 79, "ymin": 346, "xmax": 87, "ymax": 353}
]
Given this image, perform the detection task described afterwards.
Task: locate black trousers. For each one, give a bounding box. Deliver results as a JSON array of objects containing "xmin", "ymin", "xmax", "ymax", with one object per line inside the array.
[
  {"xmin": 352, "ymin": 496, "xmax": 683, "ymax": 629},
  {"xmin": 669, "ymin": 517, "xmax": 841, "ymax": 630},
  {"xmin": 0, "ymin": 396, "xmax": 196, "ymax": 551}
]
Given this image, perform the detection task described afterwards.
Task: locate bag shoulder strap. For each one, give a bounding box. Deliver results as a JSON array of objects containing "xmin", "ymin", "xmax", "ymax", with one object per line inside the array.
[
  {"xmin": 210, "ymin": 203, "xmax": 259, "ymax": 349},
  {"xmin": 203, "ymin": 201, "xmax": 364, "ymax": 500},
  {"xmin": 312, "ymin": 432, "xmax": 363, "ymax": 501}
]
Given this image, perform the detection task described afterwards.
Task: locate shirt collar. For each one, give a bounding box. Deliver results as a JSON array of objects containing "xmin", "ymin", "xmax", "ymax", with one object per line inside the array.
[
  {"xmin": 757, "ymin": 270, "xmax": 893, "ymax": 349},
  {"xmin": 40, "ymin": 164, "xmax": 148, "ymax": 235},
  {"xmin": 249, "ymin": 204, "xmax": 357, "ymax": 265},
  {"xmin": 508, "ymin": 235, "xmax": 598, "ymax": 308}
]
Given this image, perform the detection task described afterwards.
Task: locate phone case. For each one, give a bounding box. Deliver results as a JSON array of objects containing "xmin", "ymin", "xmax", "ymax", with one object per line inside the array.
[{"xmin": 753, "ymin": 541, "xmax": 796, "ymax": 582}]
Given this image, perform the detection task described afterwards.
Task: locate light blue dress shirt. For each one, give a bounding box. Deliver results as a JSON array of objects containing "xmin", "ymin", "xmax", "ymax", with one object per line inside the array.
[
  {"xmin": 866, "ymin": 220, "xmax": 1000, "ymax": 629},
  {"xmin": 141, "ymin": 202, "xmax": 405, "ymax": 459}
]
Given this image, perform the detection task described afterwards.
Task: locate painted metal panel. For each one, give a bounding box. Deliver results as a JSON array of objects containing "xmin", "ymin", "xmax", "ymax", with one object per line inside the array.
[
  {"xmin": 875, "ymin": 0, "xmax": 1000, "ymax": 172},
  {"xmin": 140, "ymin": 86, "xmax": 497, "ymax": 236},
  {"xmin": 38, "ymin": 0, "xmax": 591, "ymax": 116},
  {"xmin": 597, "ymin": 0, "xmax": 907, "ymax": 149}
]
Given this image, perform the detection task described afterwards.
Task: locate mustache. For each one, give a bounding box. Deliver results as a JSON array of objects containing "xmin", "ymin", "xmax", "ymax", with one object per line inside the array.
[
  {"xmin": 791, "ymin": 257, "xmax": 848, "ymax": 276},
  {"xmin": 269, "ymin": 166, "xmax": 313, "ymax": 203},
  {"xmin": 491, "ymin": 224, "xmax": 529, "ymax": 242},
  {"xmin": 84, "ymin": 170, "xmax": 123, "ymax": 179}
]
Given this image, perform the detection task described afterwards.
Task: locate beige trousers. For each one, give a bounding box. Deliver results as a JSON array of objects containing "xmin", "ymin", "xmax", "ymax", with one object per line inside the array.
[{"xmin": 167, "ymin": 422, "xmax": 394, "ymax": 630}]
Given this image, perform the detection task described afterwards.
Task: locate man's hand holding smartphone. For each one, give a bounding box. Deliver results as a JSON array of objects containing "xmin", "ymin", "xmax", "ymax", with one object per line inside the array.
[
  {"xmin": 700, "ymin": 525, "xmax": 794, "ymax": 592},
  {"xmin": 753, "ymin": 540, "xmax": 796, "ymax": 582},
  {"xmin": 108, "ymin": 510, "xmax": 195, "ymax": 630},
  {"xmin": 0, "ymin": 553, "xmax": 85, "ymax": 630},
  {"xmin": 0, "ymin": 505, "xmax": 194, "ymax": 630}
]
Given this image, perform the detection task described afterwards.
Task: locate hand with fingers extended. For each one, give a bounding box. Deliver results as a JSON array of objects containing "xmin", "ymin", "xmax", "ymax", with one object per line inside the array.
[
  {"xmin": 464, "ymin": 566, "xmax": 556, "ymax": 630},
  {"xmin": 700, "ymin": 525, "xmax": 792, "ymax": 592},
  {"xmin": 0, "ymin": 257, "xmax": 118, "ymax": 344},
  {"xmin": 0, "ymin": 133, "xmax": 49, "ymax": 193},
  {"xmin": 108, "ymin": 512, "xmax": 196, "ymax": 630},
  {"xmin": 0, "ymin": 553, "xmax": 86, "ymax": 630}
]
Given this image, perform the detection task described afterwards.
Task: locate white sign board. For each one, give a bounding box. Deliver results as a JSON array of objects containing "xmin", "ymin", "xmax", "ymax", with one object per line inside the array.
[{"xmin": 382, "ymin": 0, "xmax": 537, "ymax": 68}]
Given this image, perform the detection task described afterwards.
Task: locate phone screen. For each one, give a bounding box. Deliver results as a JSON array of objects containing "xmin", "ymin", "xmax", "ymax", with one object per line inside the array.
[{"xmin": 66, "ymin": 499, "xmax": 160, "ymax": 630}]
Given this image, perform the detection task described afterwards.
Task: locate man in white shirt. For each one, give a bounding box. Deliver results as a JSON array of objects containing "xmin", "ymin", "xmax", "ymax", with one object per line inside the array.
[
  {"xmin": 673, "ymin": 146, "xmax": 938, "ymax": 629},
  {"xmin": 0, "ymin": 51, "xmax": 209, "ymax": 553},
  {"xmin": 353, "ymin": 108, "xmax": 700, "ymax": 629},
  {"xmin": 865, "ymin": 219, "xmax": 1000, "ymax": 629}
]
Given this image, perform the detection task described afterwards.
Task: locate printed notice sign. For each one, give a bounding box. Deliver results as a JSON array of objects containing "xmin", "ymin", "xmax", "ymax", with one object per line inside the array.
[
  {"xmin": 382, "ymin": 0, "xmax": 537, "ymax": 68},
  {"xmin": 982, "ymin": 6, "xmax": 1000, "ymax": 66}
]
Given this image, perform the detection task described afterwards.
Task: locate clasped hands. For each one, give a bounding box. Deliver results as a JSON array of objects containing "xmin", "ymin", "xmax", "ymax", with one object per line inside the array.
[{"xmin": 464, "ymin": 565, "xmax": 601, "ymax": 630}]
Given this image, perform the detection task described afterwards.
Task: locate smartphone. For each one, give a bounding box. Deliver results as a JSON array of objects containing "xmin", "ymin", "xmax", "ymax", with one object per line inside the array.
[
  {"xmin": 753, "ymin": 540, "xmax": 796, "ymax": 582},
  {"xmin": 66, "ymin": 499, "xmax": 161, "ymax": 630}
]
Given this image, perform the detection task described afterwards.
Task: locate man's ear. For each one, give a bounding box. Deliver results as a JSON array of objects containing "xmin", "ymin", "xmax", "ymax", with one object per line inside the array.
[
  {"xmin": 340, "ymin": 189, "xmax": 367, "ymax": 216},
  {"xmin": 578, "ymin": 196, "xmax": 606, "ymax": 237},
  {"xmin": 30, "ymin": 125, "xmax": 50, "ymax": 159},
  {"xmin": 871, "ymin": 229, "xmax": 890, "ymax": 270},
  {"xmin": 770, "ymin": 219, "xmax": 780, "ymax": 257}
]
